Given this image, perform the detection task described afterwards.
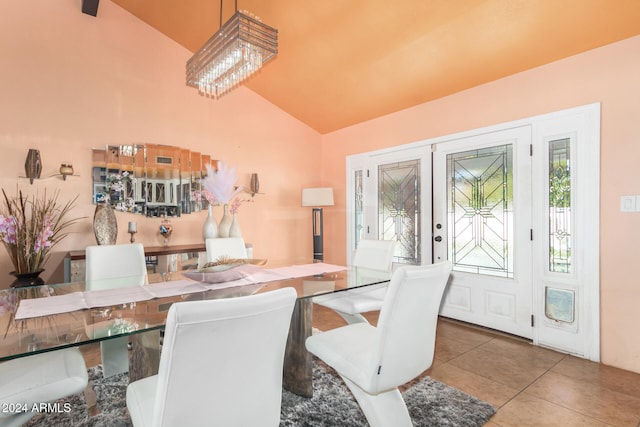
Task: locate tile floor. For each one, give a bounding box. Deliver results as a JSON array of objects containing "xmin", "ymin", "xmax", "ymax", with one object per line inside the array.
[
  {"xmin": 80, "ymin": 305, "xmax": 640, "ymax": 426},
  {"xmin": 313, "ymin": 305, "xmax": 640, "ymax": 427}
]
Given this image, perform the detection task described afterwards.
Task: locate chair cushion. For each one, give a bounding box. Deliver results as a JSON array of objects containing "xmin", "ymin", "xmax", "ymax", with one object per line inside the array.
[
  {"xmin": 314, "ymin": 284, "xmax": 387, "ymax": 315},
  {"xmin": 305, "ymin": 323, "xmax": 381, "ymax": 393},
  {"xmin": 126, "ymin": 375, "xmax": 158, "ymax": 427}
]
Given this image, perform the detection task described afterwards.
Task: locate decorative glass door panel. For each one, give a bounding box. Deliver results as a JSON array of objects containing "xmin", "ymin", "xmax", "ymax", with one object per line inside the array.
[
  {"xmin": 354, "ymin": 170, "xmax": 364, "ymax": 249},
  {"xmin": 378, "ymin": 160, "xmax": 421, "ymax": 264},
  {"xmin": 447, "ymin": 145, "xmax": 513, "ymax": 277},
  {"xmin": 548, "ymin": 138, "xmax": 572, "ymax": 274}
]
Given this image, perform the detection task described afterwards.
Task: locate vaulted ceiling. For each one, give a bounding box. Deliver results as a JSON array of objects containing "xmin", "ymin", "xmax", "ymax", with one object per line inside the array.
[{"xmin": 110, "ymin": 0, "xmax": 640, "ymax": 134}]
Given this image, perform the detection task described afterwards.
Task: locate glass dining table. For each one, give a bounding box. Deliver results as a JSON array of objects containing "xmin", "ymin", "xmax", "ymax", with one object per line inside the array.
[{"xmin": 0, "ymin": 260, "xmax": 390, "ymax": 398}]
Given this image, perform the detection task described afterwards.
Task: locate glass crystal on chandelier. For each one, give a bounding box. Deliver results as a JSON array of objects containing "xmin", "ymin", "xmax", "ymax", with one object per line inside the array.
[{"xmin": 186, "ymin": 10, "xmax": 278, "ymax": 99}]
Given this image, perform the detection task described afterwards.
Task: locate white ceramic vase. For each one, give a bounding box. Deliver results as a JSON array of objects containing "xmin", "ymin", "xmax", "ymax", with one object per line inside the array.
[
  {"xmin": 203, "ymin": 205, "xmax": 218, "ymax": 240},
  {"xmin": 218, "ymin": 204, "xmax": 232, "ymax": 238},
  {"xmin": 229, "ymin": 213, "xmax": 242, "ymax": 238}
]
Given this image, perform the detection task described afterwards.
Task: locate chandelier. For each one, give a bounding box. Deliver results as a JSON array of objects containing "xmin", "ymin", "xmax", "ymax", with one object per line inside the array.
[{"xmin": 186, "ymin": 1, "xmax": 278, "ymax": 99}]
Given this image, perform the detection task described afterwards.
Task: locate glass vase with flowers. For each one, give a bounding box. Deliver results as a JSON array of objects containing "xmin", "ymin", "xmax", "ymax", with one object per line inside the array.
[{"xmin": 0, "ymin": 189, "xmax": 81, "ymax": 287}]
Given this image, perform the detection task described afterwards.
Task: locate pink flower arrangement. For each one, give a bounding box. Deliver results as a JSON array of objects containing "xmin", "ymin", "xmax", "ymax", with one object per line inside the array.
[
  {"xmin": 0, "ymin": 189, "xmax": 81, "ymax": 274},
  {"xmin": 229, "ymin": 197, "xmax": 242, "ymax": 214},
  {"xmin": 201, "ymin": 189, "xmax": 217, "ymax": 205}
]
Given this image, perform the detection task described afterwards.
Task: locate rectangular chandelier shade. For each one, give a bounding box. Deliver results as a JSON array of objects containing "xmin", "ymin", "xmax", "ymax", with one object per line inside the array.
[{"xmin": 186, "ymin": 10, "xmax": 278, "ymax": 99}]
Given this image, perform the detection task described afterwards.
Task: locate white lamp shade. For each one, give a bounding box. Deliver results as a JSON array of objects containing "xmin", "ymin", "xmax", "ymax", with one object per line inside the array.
[{"xmin": 302, "ymin": 188, "xmax": 334, "ymax": 207}]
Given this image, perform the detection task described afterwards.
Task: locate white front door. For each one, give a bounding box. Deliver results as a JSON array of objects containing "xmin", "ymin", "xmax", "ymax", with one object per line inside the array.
[{"xmin": 433, "ymin": 126, "xmax": 534, "ymax": 338}]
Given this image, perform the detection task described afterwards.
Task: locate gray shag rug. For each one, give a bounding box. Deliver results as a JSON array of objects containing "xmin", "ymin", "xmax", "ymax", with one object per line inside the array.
[{"xmin": 24, "ymin": 361, "xmax": 495, "ymax": 426}]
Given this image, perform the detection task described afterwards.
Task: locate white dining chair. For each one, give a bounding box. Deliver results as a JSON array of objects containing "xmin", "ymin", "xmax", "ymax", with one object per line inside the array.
[
  {"xmin": 313, "ymin": 239, "xmax": 396, "ymax": 324},
  {"xmin": 205, "ymin": 237, "xmax": 248, "ymax": 263},
  {"xmin": 0, "ymin": 348, "xmax": 88, "ymax": 427},
  {"xmin": 306, "ymin": 261, "xmax": 452, "ymax": 427},
  {"xmin": 126, "ymin": 287, "xmax": 297, "ymax": 427},
  {"xmin": 85, "ymin": 243, "xmax": 147, "ymax": 378}
]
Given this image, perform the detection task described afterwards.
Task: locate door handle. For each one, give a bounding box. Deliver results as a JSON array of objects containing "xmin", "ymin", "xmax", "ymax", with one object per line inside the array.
[{"xmin": 434, "ymin": 236, "xmax": 442, "ymax": 242}]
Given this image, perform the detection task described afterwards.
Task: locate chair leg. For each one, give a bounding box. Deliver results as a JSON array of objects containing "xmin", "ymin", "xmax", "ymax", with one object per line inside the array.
[
  {"xmin": 340, "ymin": 375, "xmax": 412, "ymax": 427},
  {"xmin": 335, "ymin": 310, "xmax": 370, "ymax": 325}
]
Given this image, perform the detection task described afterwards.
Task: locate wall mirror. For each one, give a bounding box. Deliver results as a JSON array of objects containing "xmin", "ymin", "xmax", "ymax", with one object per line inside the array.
[{"xmin": 92, "ymin": 144, "xmax": 217, "ymax": 217}]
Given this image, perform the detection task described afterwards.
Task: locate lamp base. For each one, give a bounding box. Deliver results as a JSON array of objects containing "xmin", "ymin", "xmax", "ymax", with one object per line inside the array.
[{"xmin": 312, "ymin": 208, "xmax": 324, "ymax": 262}]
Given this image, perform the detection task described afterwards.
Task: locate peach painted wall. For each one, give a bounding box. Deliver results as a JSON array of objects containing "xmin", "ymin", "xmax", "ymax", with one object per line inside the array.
[
  {"xmin": 0, "ymin": 0, "xmax": 321, "ymax": 285},
  {"xmin": 321, "ymin": 35, "xmax": 640, "ymax": 373}
]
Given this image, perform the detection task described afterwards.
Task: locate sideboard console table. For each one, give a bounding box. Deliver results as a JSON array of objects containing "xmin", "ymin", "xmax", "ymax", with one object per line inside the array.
[{"xmin": 64, "ymin": 243, "xmax": 207, "ymax": 282}]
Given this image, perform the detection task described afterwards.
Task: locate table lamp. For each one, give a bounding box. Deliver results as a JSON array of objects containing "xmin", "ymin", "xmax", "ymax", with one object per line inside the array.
[{"xmin": 302, "ymin": 188, "xmax": 334, "ymax": 262}]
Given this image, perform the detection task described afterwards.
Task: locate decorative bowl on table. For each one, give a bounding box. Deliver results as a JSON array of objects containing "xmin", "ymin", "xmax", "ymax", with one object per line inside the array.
[{"xmin": 182, "ymin": 258, "xmax": 266, "ymax": 284}]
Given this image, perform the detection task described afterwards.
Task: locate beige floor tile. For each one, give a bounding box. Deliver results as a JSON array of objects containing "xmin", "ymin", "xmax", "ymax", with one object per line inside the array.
[
  {"xmin": 448, "ymin": 343, "xmax": 554, "ymax": 390},
  {"xmin": 434, "ymin": 332, "xmax": 483, "ymax": 362},
  {"xmin": 479, "ymin": 336, "xmax": 565, "ymax": 366},
  {"xmin": 526, "ymin": 370, "xmax": 640, "ymax": 426},
  {"xmin": 428, "ymin": 362, "xmax": 518, "ymax": 408},
  {"xmin": 79, "ymin": 342, "xmax": 101, "ymax": 367},
  {"xmin": 490, "ymin": 393, "xmax": 610, "ymax": 427},
  {"xmin": 552, "ymin": 355, "xmax": 640, "ymax": 398},
  {"xmin": 436, "ymin": 319, "xmax": 496, "ymax": 346}
]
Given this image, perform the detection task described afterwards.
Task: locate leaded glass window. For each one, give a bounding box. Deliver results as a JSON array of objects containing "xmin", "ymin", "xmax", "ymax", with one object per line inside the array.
[
  {"xmin": 549, "ymin": 138, "xmax": 572, "ymax": 273},
  {"xmin": 378, "ymin": 160, "xmax": 420, "ymax": 264},
  {"xmin": 354, "ymin": 170, "xmax": 363, "ymax": 249},
  {"xmin": 446, "ymin": 145, "xmax": 513, "ymax": 278}
]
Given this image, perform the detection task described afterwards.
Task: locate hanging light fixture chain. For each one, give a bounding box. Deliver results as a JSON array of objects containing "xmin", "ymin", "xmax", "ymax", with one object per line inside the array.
[
  {"xmin": 219, "ymin": 0, "xmax": 238, "ymax": 30},
  {"xmin": 219, "ymin": 0, "xmax": 223, "ymax": 30}
]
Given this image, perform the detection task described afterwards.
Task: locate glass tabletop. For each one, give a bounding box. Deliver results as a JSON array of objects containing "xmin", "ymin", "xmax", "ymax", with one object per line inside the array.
[{"xmin": 0, "ymin": 262, "xmax": 390, "ymax": 362}]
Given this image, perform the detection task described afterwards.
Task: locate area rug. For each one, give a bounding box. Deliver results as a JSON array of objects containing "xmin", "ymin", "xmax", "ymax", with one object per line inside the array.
[{"xmin": 24, "ymin": 361, "xmax": 495, "ymax": 427}]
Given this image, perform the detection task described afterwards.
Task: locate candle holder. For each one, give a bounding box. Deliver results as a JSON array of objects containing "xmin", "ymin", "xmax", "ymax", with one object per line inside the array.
[
  {"xmin": 59, "ymin": 163, "xmax": 74, "ymax": 180},
  {"xmin": 128, "ymin": 221, "xmax": 137, "ymax": 243}
]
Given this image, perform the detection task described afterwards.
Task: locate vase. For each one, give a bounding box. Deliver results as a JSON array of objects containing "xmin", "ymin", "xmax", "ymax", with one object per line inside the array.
[
  {"xmin": 10, "ymin": 270, "xmax": 45, "ymax": 288},
  {"xmin": 250, "ymin": 173, "xmax": 260, "ymax": 196},
  {"xmin": 25, "ymin": 149, "xmax": 42, "ymax": 184},
  {"xmin": 229, "ymin": 213, "xmax": 242, "ymax": 238},
  {"xmin": 93, "ymin": 203, "xmax": 118, "ymax": 245},
  {"xmin": 203, "ymin": 205, "xmax": 218, "ymax": 240},
  {"xmin": 218, "ymin": 204, "xmax": 232, "ymax": 238},
  {"xmin": 159, "ymin": 218, "xmax": 173, "ymax": 246}
]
